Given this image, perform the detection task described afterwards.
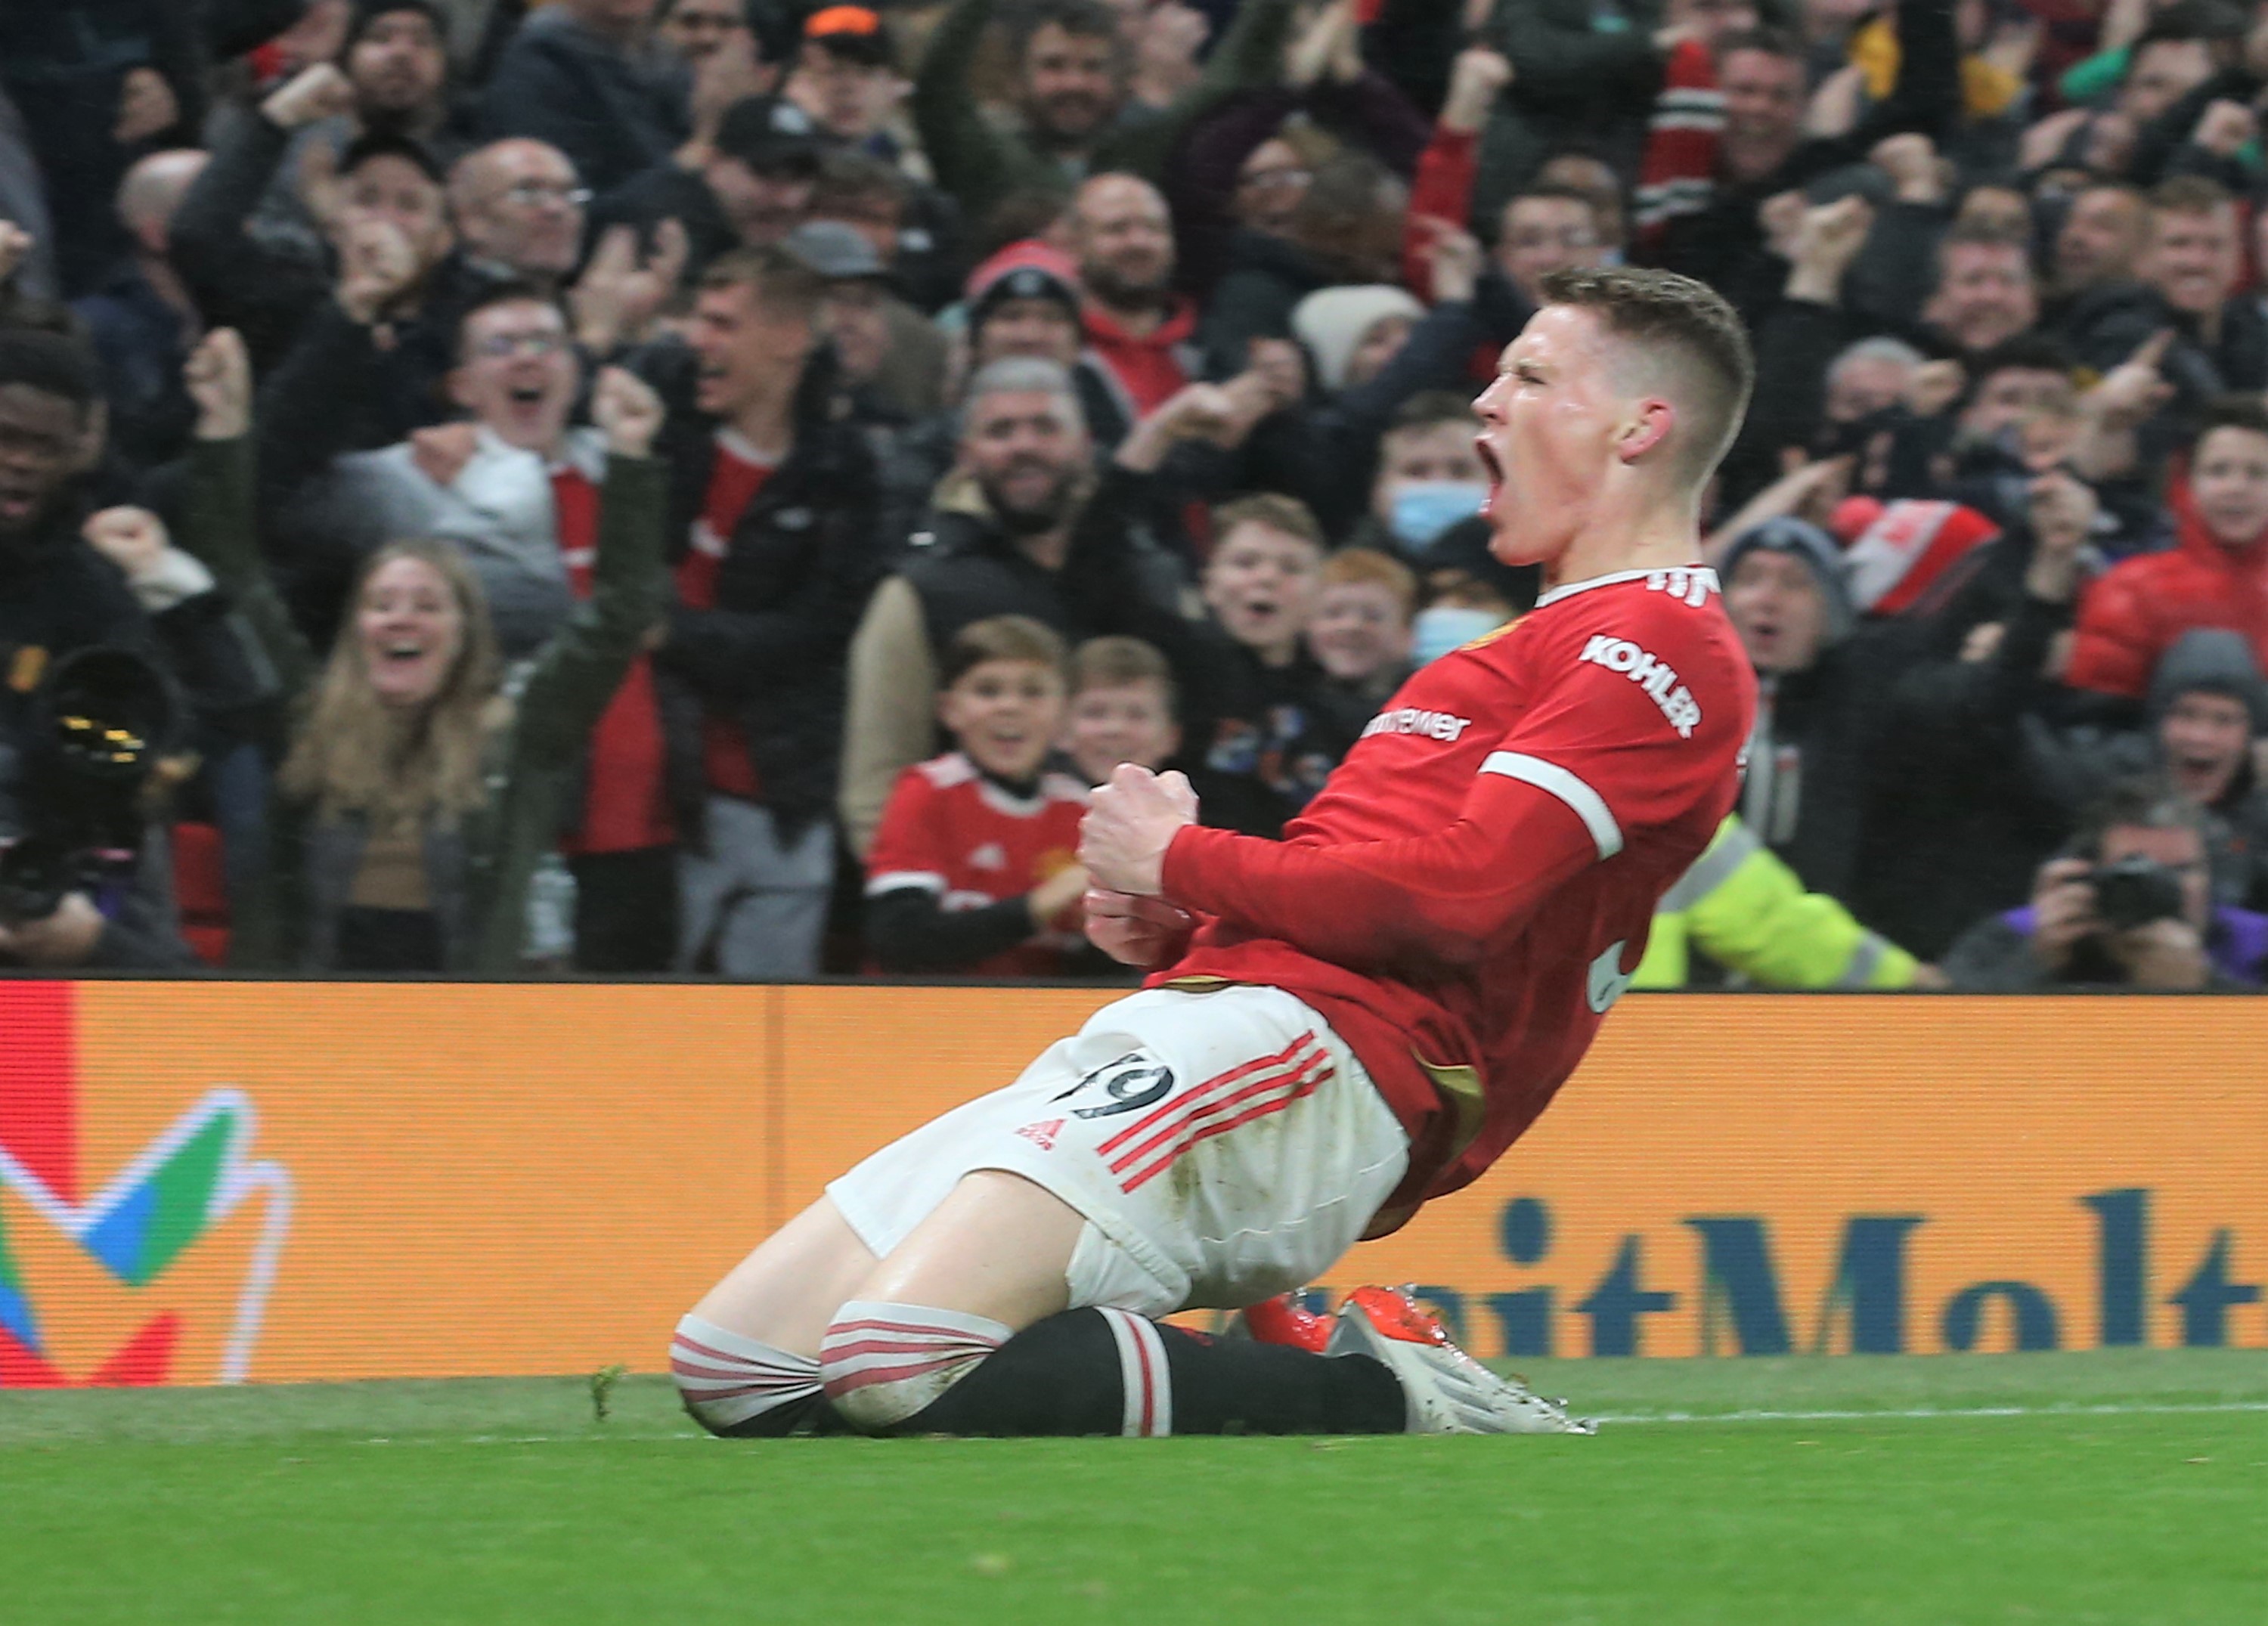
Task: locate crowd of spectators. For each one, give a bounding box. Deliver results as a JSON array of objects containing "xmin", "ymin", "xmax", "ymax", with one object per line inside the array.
[{"xmin": 11, "ymin": 0, "xmax": 2268, "ymax": 993}]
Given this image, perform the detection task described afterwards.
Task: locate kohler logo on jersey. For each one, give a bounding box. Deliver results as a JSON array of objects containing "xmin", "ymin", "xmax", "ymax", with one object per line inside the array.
[
  {"xmin": 1362, "ymin": 708, "xmax": 1474, "ymax": 742},
  {"xmin": 1579, "ymin": 636, "xmax": 1702, "ymax": 738}
]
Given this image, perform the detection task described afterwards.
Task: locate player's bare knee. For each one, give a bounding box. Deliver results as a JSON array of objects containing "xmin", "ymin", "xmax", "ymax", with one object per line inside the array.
[{"xmin": 818, "ymin": 1299, "xmax": 1015, "ymax": 1434}]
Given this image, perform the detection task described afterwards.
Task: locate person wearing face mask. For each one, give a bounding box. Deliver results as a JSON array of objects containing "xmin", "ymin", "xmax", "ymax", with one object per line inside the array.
[
  {"xmin": 1406, "ymin": 517, "xmax": 1541, "ymax": 667},
  {"xmin": 169, "ymin": 327, "xmax": 670, "ymax": 974},
  {"xmin": 1359, "ymin": 393, "xmax": 1495, "ymax": 560}
]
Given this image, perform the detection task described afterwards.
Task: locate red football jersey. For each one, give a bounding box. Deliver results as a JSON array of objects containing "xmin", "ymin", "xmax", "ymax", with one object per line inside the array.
[
  {"xmin": 1154, "ymin": 567, "xmax": 1757, "ymax": 1225},
  {"xmin": 676, "ymin": 431, "xmax": 775, "ymax": 802},
  {"xmin": 867, "ymin": 752, "xmax": 1091, "ymax": 977}
]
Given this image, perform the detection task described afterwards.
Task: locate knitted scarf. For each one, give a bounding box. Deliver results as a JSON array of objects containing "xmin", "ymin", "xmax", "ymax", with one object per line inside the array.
[{"xmin": 1634, "ymin": 40, "xmax": 1724, "ymax": 252}]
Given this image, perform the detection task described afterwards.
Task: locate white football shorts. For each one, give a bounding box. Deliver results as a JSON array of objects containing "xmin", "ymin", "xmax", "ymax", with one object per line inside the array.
[{"xmin": 826, "ymin": 984, "xmax": 1410, "ymax": 1319}]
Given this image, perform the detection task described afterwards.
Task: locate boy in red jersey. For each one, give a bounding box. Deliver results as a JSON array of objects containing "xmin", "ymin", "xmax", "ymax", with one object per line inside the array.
[
  {"xmin": 671, "ymin": 268, "xmax": 1758, "ymax": 1439},
  {"xmin": 863, "ymin": 617, "xmax": 1092, "ymax": 977}
]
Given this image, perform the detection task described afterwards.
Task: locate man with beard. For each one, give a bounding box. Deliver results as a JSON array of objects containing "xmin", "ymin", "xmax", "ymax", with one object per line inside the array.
[
  {"xmin": 1070, "ymin": 175, "xmax": 1196, "ymax": 444},
  {"xmin": 839, "ymin": 358, "xmax": 1123, "ymax": 856},
  {"xmin": 913, "ymin": 0, "xmax": 1297, "ymax": 228},
  {"xmin": 173, "ymin": 32, "xmax": 464, "ymax": 371},
  {"xmin": 178, "ymin": 6, "xmax": 467, "ymax": 316},
  {"xmin": 2043, "ymin": 184, "xmax": 2149, "ymax": 332}
]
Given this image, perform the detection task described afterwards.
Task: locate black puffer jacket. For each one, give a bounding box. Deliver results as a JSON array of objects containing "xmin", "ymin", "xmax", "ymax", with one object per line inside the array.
[
  {"xmin": 1199, "ymin": 231, "xmax": 1348, "ymax": 380},
  {"xmin": 646, "ymin": 345, "xmax": 884, "ymax": 842}
]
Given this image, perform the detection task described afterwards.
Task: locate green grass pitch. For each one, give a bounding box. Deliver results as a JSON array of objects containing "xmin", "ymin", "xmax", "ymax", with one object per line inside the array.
[{"xmin": 6, "ymin": 1350, "xmax": 2265, "ymax": 1624}]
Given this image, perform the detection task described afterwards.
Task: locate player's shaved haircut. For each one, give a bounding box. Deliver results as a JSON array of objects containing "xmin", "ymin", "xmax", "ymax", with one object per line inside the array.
[{"xmin": 1538, "ymin": 265, "xmax": 1755, "ymax": 487}]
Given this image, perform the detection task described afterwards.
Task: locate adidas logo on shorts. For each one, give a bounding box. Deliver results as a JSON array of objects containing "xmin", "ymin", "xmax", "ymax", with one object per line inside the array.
[{"xmin": 1014, "ymin": 1119, "xmax": 1064, "ymax": 1151}]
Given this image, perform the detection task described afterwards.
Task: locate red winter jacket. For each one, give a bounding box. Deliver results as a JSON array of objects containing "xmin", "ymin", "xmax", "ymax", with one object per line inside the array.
[{"xmin": 2066, "ymin": 485, "xmax": 2268, "ymax": 698}]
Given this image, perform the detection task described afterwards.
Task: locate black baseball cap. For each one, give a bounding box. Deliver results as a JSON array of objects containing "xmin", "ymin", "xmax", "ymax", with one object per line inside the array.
[
  {"xmin": 970, "ymin": 263, "xmax": 1081, "ymax": 330},
  {"xmin": 714, "ymin": 95, "xmax": 823, "ymax": 178},
  {"xmin": 339, "ymin": 128, "xmax": 445, "ymax": 185}
]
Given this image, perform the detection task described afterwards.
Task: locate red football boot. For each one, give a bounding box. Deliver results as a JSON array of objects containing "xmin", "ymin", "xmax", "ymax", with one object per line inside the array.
[{"xmin": 1228, "ymin": 1291, "xmax": 1332, "ymax": 1353}]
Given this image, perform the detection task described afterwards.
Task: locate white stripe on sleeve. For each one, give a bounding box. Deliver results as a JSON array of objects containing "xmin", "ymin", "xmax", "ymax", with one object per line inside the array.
[
  {"xmin": 1479, "ymin": 751, "xmax": 1624, "ymax": 860},
  {"xmin": 865, "ymin": 870, "xmax": 947, "ymax": 897}
]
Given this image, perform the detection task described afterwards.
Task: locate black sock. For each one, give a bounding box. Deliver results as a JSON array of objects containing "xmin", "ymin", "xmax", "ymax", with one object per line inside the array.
[{"xmin": 883, "ymin": 1308, "xmax": 1407, "ymax": 1436}]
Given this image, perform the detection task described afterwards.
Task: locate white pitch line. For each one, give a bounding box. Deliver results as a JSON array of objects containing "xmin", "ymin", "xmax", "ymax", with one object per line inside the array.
[
  {"xmin": 324, "ymin": 1401, "xmax": 2268, "ymax": 1445},
  {"xmin": 1593, "ymin": 1401, "xmax": 2268, "ymax": 1425}
]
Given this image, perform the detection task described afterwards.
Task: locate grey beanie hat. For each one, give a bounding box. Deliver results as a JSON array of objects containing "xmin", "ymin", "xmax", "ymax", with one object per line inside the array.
[
  {"xmin": 1719, "ymin": 517, "xmax": 1856, "ymax": 647},
  {"xmin": 2149, "ymin": 627, "xmax": 2268, "ymax": 730}
]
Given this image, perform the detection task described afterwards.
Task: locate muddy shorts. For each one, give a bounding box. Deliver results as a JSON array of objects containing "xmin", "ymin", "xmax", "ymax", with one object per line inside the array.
[{"xmin": 827, "ymin": 985, "xmax": 1411, "ymax": 1318}]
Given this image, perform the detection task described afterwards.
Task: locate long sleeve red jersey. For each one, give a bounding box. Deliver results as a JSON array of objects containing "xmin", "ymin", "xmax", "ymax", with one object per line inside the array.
[{"xmin": 1151, "ymin": 566, "xmax": 1757, "ymax": 1228}]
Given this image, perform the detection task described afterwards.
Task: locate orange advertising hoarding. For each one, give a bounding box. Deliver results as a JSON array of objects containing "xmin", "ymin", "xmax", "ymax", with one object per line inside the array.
[{"xmin": 0, "ymin": 980, "xmax": 2261, "ymax": 1386}]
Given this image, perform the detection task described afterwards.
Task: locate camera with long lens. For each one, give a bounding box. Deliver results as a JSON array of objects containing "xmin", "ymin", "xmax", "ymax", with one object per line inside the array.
[
  {"xmin": 2087, "ymin": 853, "xmax": 2187, "ymax": 931},
  {"xmin": 0, "ymin": 647, "xmax": 173, "ymax": 928}
]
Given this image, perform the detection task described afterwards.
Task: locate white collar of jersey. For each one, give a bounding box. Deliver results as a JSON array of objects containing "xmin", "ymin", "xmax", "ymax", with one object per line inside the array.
[
  {"xmin": 713, "ymin": 425, "xmax": 785, "ymax": 468},
  {"xmin": 1533, "ymin": 565, "xmax": 1720, "ymax": 610}
]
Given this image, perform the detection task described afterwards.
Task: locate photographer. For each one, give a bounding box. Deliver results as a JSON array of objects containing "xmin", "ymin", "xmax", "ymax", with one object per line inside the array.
[
  {"xmin": 0, "ymin": 645, "xmax": 198, "ymax": 971},
  {"xmin": 1941, "ymin": 778, "xmax": 2268, "ymax": 990}
]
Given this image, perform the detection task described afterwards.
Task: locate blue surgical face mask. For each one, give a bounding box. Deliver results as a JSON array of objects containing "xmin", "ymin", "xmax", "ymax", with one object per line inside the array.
[
  {"xmin": 1411, "ymin": 605, "xmax": 1508, "ymax": 664},
  {"xmin": 1388, "ymin": 480, "xmax": 1490, "ymax": 549}
]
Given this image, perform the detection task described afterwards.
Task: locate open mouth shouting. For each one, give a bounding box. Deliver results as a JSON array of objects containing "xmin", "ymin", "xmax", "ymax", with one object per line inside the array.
[{"xmin": 1473, "ymin": 436, "xmax": 1505, "ymax": 512}]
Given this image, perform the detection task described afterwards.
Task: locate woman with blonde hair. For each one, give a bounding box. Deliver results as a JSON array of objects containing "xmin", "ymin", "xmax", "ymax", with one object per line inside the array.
[{"xmin": 164, "ymin": 328, "xmax": 670, "ymax": 972}]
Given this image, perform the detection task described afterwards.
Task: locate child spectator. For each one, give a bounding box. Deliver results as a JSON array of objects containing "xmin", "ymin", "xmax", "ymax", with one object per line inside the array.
[
  {"xmin": 1408, "ymin": 517, "xmax": 1537, "ymax": 666},
  {"xmin": 1179, "ymin": 493, "xmax": 1368, "ymax": 835},
  {"xmin": 1308, "ymin": 547, "xmax": 1414, "ymax": 707},
  {"xmin": 1098, "ymin": 392, "xmax": 1374, "ymax": 836},
  {"xmin": 1061, "ymin": 635, "xmax": 1180, "ymax": 785},
  {"xmin": 863, "ymin": 615, "xmax": 1092, "ymax": 977},
  {"xmin": 1362, "ymin": 392, "xmax": 1493, "ymax": 558}
]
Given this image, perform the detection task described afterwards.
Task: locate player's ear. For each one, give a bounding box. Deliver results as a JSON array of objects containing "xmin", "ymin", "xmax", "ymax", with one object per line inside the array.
[{"xmin": 1616, "ymin": 397, "xmax": 1676, "ymax": 465}]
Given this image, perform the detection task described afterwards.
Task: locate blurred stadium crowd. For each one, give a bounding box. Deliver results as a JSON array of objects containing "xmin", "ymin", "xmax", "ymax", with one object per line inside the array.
[{"xmin": 8, "ymin": 0, "xmax": 2268, "ymax": 990}]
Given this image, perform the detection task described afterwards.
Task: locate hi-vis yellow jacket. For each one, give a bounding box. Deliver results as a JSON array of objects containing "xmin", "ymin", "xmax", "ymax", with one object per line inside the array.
[{"xmin": 1633, "ymin": 816, "xmax": 1919, "ymax": 990}]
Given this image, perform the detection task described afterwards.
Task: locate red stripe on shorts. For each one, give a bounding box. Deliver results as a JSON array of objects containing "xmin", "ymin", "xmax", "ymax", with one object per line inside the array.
[
  {"xmin": 1109, "ymin": 1048, "xmax": 1334, "ymax": 1176},
  {"xmin": 1095, "ymin": 1030, "xmax": 1318, "ymax": 1157},
  {"xmin": 1120, "ymin": 1064, "xmax": 1336, "ymax": 1193}
]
